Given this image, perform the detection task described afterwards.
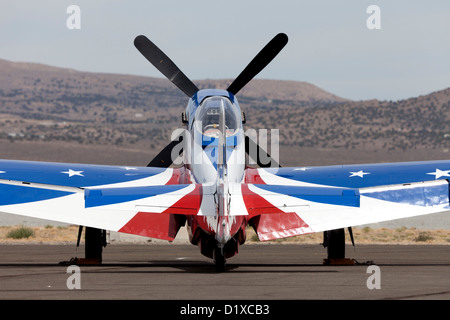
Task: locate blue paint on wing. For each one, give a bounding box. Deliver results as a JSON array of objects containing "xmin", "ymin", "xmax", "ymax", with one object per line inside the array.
[
  {"xmin": 253, "ymin": 184, "xmax": 360, "ymax": 207},
  {"xmin": 265, "ymin": 160, "xmax": 450, "ymax": 189},
  {"xmin": 362, "ymin": 182, "xmax": 449, "ymax": 207},
  {"xmin": 0, "ymin": 159, "xmax": 166, "ymax": 188},
  {"xmin": 84, "ymin": 184, "xmax": 189, "ymax": 208},
  {"xmin": 0, "ymin": 183, "xmax": 74, "ymax": 206}
]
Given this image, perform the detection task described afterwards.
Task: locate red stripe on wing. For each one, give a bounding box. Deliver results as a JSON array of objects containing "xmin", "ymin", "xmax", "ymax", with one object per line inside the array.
[
  {"xmin": 241, "ymin": 183, "xmax": 312, "ymax": 241},
  {"xmin": 118, "ymin": 184, "xmax": 202, "ymax": 240}
]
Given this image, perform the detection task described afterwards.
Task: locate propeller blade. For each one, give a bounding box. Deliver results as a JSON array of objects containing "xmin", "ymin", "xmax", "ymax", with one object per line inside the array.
[
  {"xmin": 227, "ymin": 33, "xmax": 288, "ymax": 95},
  {"xmin": 134, "ymin": 35, "xmax": 199, "ymax": 97},
  {"xmin": 245, "ymin": 135, "xmax": 281, "ymax": 168},
  {"xmin": 147, "ymin": 134, "xmax": 183, "ymax": 167}
]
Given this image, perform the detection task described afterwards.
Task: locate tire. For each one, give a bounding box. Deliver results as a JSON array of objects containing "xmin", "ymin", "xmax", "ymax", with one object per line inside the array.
[
  {"xmin": 326, "ymin": 228, "xmax": 345, "ymax": 259},
  {"xmin": 213, "ymin": 247, "xmax": 226, "ymax": 272},
  {"xmin": 85, "ymin": 227, "xmax": 104, "ymax": 261}
]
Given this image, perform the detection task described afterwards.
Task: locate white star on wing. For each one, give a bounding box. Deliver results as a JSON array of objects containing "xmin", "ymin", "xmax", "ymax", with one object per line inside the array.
[
  {"xmin": 427, "ymin": 169, "xmax": 450, "ymax": 179},
  {"xmin": 61, "ymin": 169, "xmax": 84, "ymax": 177},
  {"xmin": 349, "ymin": 170, "xmax": 370, "ymax": 178},
  {"xmin": 122, "ymin": 167, "xmax": 138, "ymax": 170}
]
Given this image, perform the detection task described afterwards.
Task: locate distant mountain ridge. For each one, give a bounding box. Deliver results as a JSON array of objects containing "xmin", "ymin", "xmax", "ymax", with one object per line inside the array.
[
  {"xmin": 0, "ymin": 59, "xmax": 347, "ymax": 102},
  {"xmin": 196, "ymin": 78, "xmax": 349, "ymax": 103}
]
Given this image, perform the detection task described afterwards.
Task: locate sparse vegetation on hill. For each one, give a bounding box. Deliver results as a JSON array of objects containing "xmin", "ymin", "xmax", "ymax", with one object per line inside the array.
[{"xmin": 0, "ymin": 58, "xmax": 449, "ymax": 166}]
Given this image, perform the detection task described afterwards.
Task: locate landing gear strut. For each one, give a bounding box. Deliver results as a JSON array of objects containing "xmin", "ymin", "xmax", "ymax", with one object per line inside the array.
[
  {"xmin": 213, "ymin": 247, "xmax": 226, "ymax": 272},
  {"xmin": 323, "ymin": 228, "xmax": 355, "ymax": 265}
]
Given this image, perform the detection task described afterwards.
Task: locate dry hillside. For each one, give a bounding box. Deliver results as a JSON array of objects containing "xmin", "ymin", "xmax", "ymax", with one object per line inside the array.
[{"xmin": 0, "ymin": 58, "xmax": 449, "ymax": 166}]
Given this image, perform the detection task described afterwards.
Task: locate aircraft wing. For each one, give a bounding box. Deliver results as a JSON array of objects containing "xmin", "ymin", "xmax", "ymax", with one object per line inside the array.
[
  {"xmin": 0, "ymin": 159, "xmax": 201, "ymax": 240},
  {"xmin": 2, "ymin": 159, "xmax": 449, "ymax": 243},
  {"xmin": 243, "ymin": 160, "xmax": 450, "ymax": 240}
]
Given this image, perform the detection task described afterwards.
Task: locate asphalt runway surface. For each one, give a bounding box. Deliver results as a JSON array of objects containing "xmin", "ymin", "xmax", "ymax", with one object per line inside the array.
[{"xmin": 0, "ymin": 243, "xmax": 449, "ymax": 304}]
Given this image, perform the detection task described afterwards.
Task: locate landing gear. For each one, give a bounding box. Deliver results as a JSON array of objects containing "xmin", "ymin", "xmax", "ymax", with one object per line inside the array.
[
  {"xmin": 322, "ymin": 228, "xmax": 355, "ymax": 265},
  {"xmin": 213, "ymin": 247, "xmax": 226, "ymax": 272},
  {"xmin": 84, "ymin": 227, "xmax": 107, "ymax": 263},
  {"xmin": 324, "ymin": 228, "xmax": 345, "ymax": 259},
  {"xmin": 60, "ymin": 226, "xmax": 107, "ymax": 265}
]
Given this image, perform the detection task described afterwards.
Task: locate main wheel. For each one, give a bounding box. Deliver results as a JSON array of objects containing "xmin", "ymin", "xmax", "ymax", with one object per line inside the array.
[
  {"xmin": 326, "ymin": 228, "xmax": 345, "ymax": 259},
  {"xmin": 213, "ymin": 247, "xmax": 226, "ymax": 272},
  {"xmin": 85, "ymin": 227, "xmax": 105, "ymax": 262}
]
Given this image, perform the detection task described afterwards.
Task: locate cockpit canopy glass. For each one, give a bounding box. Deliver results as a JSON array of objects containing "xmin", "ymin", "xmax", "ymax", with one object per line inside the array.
[{"xmin": 194, "ymin": 97, "xmax": 241, "ymax": 138}]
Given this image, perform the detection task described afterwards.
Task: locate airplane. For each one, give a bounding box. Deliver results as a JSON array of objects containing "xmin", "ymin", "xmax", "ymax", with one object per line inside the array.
[{"xmin": 0, "ymin": 33, "xmax": 449, "ymax": 271}]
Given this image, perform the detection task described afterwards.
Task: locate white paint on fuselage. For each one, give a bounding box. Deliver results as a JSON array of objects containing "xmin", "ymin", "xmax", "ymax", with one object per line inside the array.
[{"xmin": 184, "ymin": 92, "xmax": 246, "ymax": 245}]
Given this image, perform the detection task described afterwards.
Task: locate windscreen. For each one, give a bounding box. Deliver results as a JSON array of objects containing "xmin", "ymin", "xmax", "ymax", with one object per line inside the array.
[{"xmin": 194, "ymin": 97, "xmax": 241, "ymax": 138}]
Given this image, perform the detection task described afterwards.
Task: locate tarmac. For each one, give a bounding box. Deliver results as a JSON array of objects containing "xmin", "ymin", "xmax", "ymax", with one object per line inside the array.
[
  {"xmin": 0, "ymin": 211, "xmax": 448, "ymax": 314},
  {"xmin": 0, "ymin": 243, "xmax": 448, "ymax": 302}
]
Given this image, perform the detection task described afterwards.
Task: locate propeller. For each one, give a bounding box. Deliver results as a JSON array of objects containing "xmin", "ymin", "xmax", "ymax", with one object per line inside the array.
[
  {"xmin": 135, "ymin": 34, "xmax": 288, "ymax": 168},
  {"xmin": 227, "ymin": 33, "xmax": 288, "ymax": 95},
  {"xmin": 134, "ymin": 33, "xmax": 288, "ymax": 98},
  {"xmin": 134, "ymin": 35, "xmax": 199, "ymax": 97}
]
